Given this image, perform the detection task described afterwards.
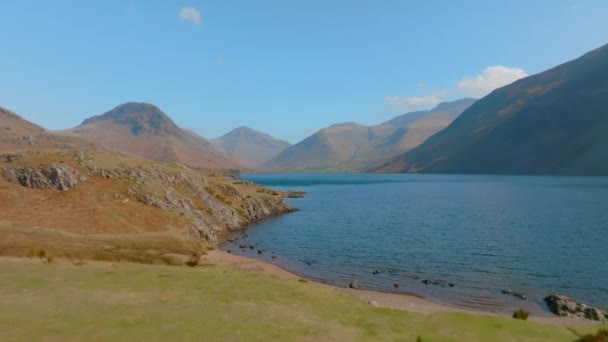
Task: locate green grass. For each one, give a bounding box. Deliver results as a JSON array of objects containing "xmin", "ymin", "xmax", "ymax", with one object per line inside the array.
[{"xmin": 0, "ymin": 258, "xmax": 601, "ymax": 341}]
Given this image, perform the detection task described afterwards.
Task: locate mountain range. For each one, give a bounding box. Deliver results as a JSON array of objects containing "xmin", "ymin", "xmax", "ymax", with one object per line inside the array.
[
  {"xmin": 375, "ymin": 43, "xmax": 608, "ymax": 175},
  {"xmin": 58, "ymin": 102, "xmax": 240, "ymax": 170},
  {"xmin": 212, "ymin": 127, "xmax": 291, "ymax": 169},
  {"xmin": 3, "ymin": 44, "xmax": 608, "ymax": 176},
  {"xmin": 261, "ymin": 98, "xmax": 476, "ymax": 172}
]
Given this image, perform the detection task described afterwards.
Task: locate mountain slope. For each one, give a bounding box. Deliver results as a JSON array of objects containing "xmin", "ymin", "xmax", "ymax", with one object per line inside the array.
[
  {"xmin": 1, "ymin": 106, "xmax": 94, "ymax": 151},
  {"xmin": 375, "ymin": 44, "xmax": 608, "ymax": 175},
  {"xmin": 59, "ymin": 102, "xmax": 240, "ymax": 170},
  {"xmin": 212, "ymin": 127, "xmax": 291, "ymax": 168},
  {"xmin": 262, "ymin": 99, "xmax": 476, "ymax": 172},
  {"xmin": 1, "ymin": 106, "xmax": 295, "ymax": 264}
]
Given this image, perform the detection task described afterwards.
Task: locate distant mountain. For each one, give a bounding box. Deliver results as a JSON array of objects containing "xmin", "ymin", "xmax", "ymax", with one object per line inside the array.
[
  {"xmin": 212, "ymin": 126, "xmax": 291, "ymax": 169},
  {"xmin": 261, "ymin": 98, "xmax": 476, "ymax": 172},
  {"xmin": 374, "ymin": 44, "xmax": 608, "ymax": 175},
  {"xmin": 59, "ymin": 102, "xmax": 240, "ymax": 169}
]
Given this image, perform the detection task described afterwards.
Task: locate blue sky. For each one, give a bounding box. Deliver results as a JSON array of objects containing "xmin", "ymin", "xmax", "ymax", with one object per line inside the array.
[{"xmin": 1, "ymin": 0, "xmax": 607, "ymax": 143}]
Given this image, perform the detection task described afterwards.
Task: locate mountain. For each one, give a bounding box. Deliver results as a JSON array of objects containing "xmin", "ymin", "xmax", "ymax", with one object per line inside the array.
[
  {"xmin": 211, "ymin": 126, "xmax": 291, "ymax": 168},
  {"xmin": 59, "ymin": 102, "xmax": 240, "ymax": 170},
  {"xmin": 375, "ymin": 44, "xmax": 608, "ymax": 176},
  {"xmin": 261, "ymin": 98, "xmax": 476, "ymax": 172}
]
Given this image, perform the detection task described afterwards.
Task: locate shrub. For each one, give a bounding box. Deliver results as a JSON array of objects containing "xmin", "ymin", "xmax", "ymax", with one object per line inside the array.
[
  {"xmin": 45, "ymin": 255, "xmax": 55, "ymax": 264},
  {"xmin": 298, "ymin": 279, "xmax": 308, "ymax": 283},
  {"xmin": 512, "ymin": 309, "xmax": 529, "ymax": 320},
  {"xmin": 37, "ymin": 249, "xmax": 47, "ymax": 259},
  {"xmin": 206, "ymin": 208, "xmax": 213, "ymax": 215},
  {"xmin": 185, "ymin": 252, "xmax": 201, "ymax": 267},
  {"xmin": 578, "ymin": 328, "xmax": 608, "ymax": 342}
]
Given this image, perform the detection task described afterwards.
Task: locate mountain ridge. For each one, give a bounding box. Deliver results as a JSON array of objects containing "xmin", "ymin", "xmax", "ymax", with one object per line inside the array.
[
  {"xmin": 212, "ymin": 126, "xmax": 291, "ymax": 169},
  {"xmin": 262, "ymin": 98, "xmax": 476, "ymax": 172},
  {"xmin": 58, "ymin": 102, "xmax": 241, "ymax": 170},
  {"xmin": 374, "ymin": 43, "xmax": 608, "ymax": 175}
]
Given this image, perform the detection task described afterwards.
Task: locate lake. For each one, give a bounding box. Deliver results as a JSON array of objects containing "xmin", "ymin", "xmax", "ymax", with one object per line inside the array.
[{"xmin": 221, "ymin": 173, "xmax": 608, "ymax": 315}]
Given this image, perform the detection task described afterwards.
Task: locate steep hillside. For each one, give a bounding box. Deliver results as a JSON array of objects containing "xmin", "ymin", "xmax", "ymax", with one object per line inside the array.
[
  {"xmin": 375, "ymin": 44, "xmax": 608, "ymax": 175},
  {"xmin": 212, "ymin": 126, "xmax": 291, "ymax": 168},
  {"xmin": 0, "ymin": 106, "xmax": 295, "ymax": 264},
  {"xmin": 262, "ymin": 99, "xmax": 476, "ymax": 172},
  {"xmin": 1, "ymin": 106, "xmax": 94, "ymax": 151},
  {"xmin": 59, "ymin": 103, "xmax": 240, "ymax": 170}
]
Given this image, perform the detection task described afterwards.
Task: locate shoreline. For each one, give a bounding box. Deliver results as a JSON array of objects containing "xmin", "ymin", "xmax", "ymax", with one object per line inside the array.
[{"xmin": 203, "ymin": 250, "xmax": 594, "ymax": 326}]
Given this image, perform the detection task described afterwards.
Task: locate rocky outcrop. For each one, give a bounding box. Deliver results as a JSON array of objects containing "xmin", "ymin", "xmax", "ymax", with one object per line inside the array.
[
  {"xmin": 501, "ymin": 289, "xmax": 527, "ymax": 300},
  {"xmin": 1, "ymin": 150, "xmax": 296, "ymax": 245},
  {"xmin": 76, "ymin": 155, "xmax": 295, "ymax": 242},
  {"xmin": 422, "ymin": 279, "xmax": 455, "ymax": 288},
  {"xmin": 280, "ymin": 190, "xmax": 306, "ymax": 198},
  {"xmin": 544, "ymin": 294, "xmax": 608, "ymax": 321},
  {"xmin": 2, "ymin": 163, "xmax": 86, "ymax": 191}
]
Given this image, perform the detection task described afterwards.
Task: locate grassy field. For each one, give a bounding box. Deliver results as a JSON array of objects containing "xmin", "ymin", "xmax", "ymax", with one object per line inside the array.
[{"xmin": 0, "ymin": 258, "xmax": 602, "ymax": 341}]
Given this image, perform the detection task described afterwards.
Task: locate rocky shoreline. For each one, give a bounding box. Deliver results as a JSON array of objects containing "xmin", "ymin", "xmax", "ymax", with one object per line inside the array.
[
  {"xmin": 1, "ymin": 150, "xmax": 298, "ymax": 254},
  {"xmin": 545, "ymin": 294, "xmax": 608, "ymax": 322},
  {"xmin": 219, "ymin": 218, "xmax": 607, "ymax": 323}
]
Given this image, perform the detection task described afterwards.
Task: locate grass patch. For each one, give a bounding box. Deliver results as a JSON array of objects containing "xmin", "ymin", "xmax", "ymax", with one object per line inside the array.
[{"xmin": 0, "ymin": 258, "xmax": 600, "ymax": 341}]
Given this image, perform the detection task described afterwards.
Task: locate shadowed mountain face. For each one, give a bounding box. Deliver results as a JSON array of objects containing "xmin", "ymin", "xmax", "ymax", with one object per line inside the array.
[
  {"xmin": 375, "ymin": 44, "xmax": 608, "ymax": 176},
  {"xmin": 261, "ymin": 98, "xmax": 476, "ymax": 172},
  {"xmin": 81, "ymin": 102, "xmax": 181, "ymax": 136},
  {"xmin": 212, "ymin": 127, "xmax": 291, "ymax": 169},
  {"xmin": 59, "ymin": 102, "xmax": 240, "ymax": 170}
]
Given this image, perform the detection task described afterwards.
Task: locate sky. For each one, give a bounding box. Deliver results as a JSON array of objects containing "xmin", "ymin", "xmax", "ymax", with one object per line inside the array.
[{"xmin": 1, "ymin": 0, "xmax": 607, "ymax": 143}]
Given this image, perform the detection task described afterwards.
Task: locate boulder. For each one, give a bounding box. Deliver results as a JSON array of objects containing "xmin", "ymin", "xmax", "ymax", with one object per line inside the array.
[
  {"xmin": 544, "ymin": 294, "xmax": 607, "ymax": 321},
  {"xmin": 2, "ymin": 163, "xmax": 86, "ymax": 191},
  {"xmin": 349, "ymin": 280, "xmax": 359, "ymax": 289}
]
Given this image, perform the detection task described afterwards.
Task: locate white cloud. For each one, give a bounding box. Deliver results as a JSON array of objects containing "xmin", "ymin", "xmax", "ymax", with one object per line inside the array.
[
  {"xmin": 385, "ymin": 95, "xmax": 443, "ymax": 110},
  {"xmin": 457, "ymin": 65, "xmax": 528, "ymax": 97},
  {"xmin": 179, "ymin": 7, "xmax": 202, "ymax": 25}
]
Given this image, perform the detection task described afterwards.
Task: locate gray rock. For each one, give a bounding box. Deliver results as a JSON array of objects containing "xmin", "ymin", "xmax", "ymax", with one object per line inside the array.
[
  {"xmin": 2, "ymin": 163, "xmax": 86, "ymax": 191},
  {"xmin": 349, "ymin": 280, "xmax": 359, "ymax": 289},
  {"xmin": 544, "ymin": 294, "xmax": 607, "ymax": 321}
]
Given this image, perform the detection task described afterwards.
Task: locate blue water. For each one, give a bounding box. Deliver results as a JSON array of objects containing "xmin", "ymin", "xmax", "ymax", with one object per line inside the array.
[{"xmin": 222, "ymin": 173, "xmax": 608, "ymax": 314}]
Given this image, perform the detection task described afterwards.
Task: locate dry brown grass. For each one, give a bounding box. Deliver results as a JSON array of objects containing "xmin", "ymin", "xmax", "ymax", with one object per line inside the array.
[
  {"xmin": 0, "ymin": 149, "xmax": 287, "ymax": 265},
  {"xmin": 0, "ymin": 222, "xmax": 206, "ymax": 265}
]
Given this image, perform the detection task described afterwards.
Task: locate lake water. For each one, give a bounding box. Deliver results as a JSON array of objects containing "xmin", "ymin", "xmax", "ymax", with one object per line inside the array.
[{"xmin": 221, "ymin": 173, "xmax": 608, "ymax": 315}]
